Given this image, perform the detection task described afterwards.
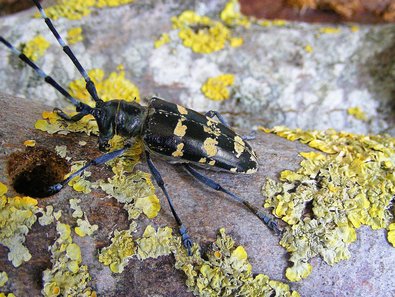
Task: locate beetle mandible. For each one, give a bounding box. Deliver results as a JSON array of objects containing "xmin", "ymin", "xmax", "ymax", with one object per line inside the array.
[{"xmin": 0, "ymin": 0, "xmax": 280, "ymax": 255}]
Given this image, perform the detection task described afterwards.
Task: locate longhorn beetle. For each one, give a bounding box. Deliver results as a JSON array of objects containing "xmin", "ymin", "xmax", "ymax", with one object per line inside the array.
[{"xmin": 1, "ymin": 0, "xmax": 280, "ymax": 255}]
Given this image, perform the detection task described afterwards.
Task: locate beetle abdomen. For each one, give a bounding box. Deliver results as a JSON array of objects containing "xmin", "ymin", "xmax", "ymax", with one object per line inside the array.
[{"xmin": 142, "ymin": 97, "xmax": 258, "ymax": 174}]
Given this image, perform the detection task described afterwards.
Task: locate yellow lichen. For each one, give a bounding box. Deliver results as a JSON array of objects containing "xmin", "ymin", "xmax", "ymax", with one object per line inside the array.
[
  {"xmin": 67, "ymin": 27, "xmax": 84, "ymax": 45},
  {"xmin": 21, "ymin": 35, "xmax": 50, "ymax": 62},
  {"xmin": 23, "ymin": 139, "xmax": 36, "ymax": 147},
  {"xmin": 261, "ymin": 126, "xmax": 395, "ymax": 281},
  {"xmin": 154, "ymin": 33, "xmax": 171, "ymax": 48},
  {"xmin": 319, "ymin": 27, "xmax": 341, "ymax": 34},
  {"xmin": 258, "ymin": 19, "xmax": 288, "ymax": 27},
  {"xmin": 0, "ymin": 183, "xmax": 38, "ymax": 267},
  {"xmin": 136, "ymin": 225, "xmax": 174, "ymax": 260},
  {"xmin": 0, "ymin": 293, "xmax": 15, "ymax": 297},
  {"xmin": 98, "ymin": 223, "xmax": 136, "ymax": 273},
  {"xmin": 42, "ymin": 0, "xmax": 135, "ymax": 20},
  {"xmin": 220, "ymin": 0, "xmax": 251, "ymax": 28},
  {"xmin": 347, "ymin": 106, "xmax": 368, "ymax": 121},
  {"xmin": 388, "ymin": 223, "xmax": 395, "ymax": 247},
  {"xmin": 201, "ymin": 74, "xmax": 235, "ymax": 101},
  {"xmin": 42, "ymin": 222, "xmax": 96, "ymax": 297},
  {"xmin": 304, "ymin": 44, "xmax": 313, "ymax": 53},
  {"xmin": 69, "ymin": 65, "xmax": 140, "ymax": 106},
  {"xmin": 174, "ymin": 228, "xmax": 299, "ymax": 296},
  {"xmin": 67, "ymin": 161, "xmax": 92, "ymax": 194},
  {"xmin": 172, "ymin": 11, "xmax": 236, "ymax": 54}
]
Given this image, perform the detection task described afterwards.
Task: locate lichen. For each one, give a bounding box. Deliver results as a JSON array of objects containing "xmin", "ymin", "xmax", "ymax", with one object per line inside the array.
[
  {"xmin": 304, "ymin": 44, "xmax": 313, "ymax": 53},
  {"xmin": 42, "ymin": 0, "xmax": 135, "ymax": 20},
  {"xmin": 347, "ymin": 106, "xmax": 368, "ymax": 121},
  {"xmin": 201, "ymin": 74, "xmax": 235, "ymax": 101},
  {"xmin": 0, "ymin": 182, "xmax": 38, "ymax": 267},
  {"xmin": 220, "ymin": 0, "xmax": 251, "ymax": 28},
  {"xmin": 174, "ymin": 228, "xmax": 299, "ymax": 296},
  {"xmin": 98, "ymin": 222, "xmax": 136, "ymax": 273},
  {"xmin": 154, "ymin": 33, "xmax": 171, "ymax": 48},
  {"xmin": 35, "ymin": 66, "xmax": 139, "ymax": 137},
  {"xmin": 75, "ymin": 218, "xmax": 98, "ymax": 237},
  {"xmin": 37, "ymin": 205, "xmax": 55, "ymax": 226},
  {"xmin": 136, "ymin": 225, "xmax": 174, "ymax": 260},
  {"xmin": 21, "ymin": 35, "xmax": 50, "ymax": 62},
  {"xmin": 67, "ymin": 161, "xmax": 92, "ymax": 194},
  {"xmin": 69, "ymin": 65, "xmax": 140, "ymax": 106},
  {"xmin": 319, "ymin": 27, "xmax": 341, "ymax": 34},
  {"xmin": 23, "ymin": 139, "xmax": 36, "ymax": 147},
  {"xmin": 67, "ymin": 27, "xmax": 84, "ymax": 45},
  {"xmin": 0, "ymin": 293, "xmax": 15, "ymax": 297},
  {"xmin": 98, "ymin": 167, "xmax": 160, "ymax": 220},
  {"xmin": 261, "ymin": 126, "xmax": 395, "ymax": 281},
  {"xmin": 42, "ymin": 222, "xmax": 96, "ymax": 297},
  {"xmin": 172, "ymin": 11, "xmax": 240, "ymax": 54},
  {"xmin": 0, "ymin": 272, "xmax": 8, "ymax": 287},
  {"xmin": 388, "ymin": 223, "xmax": 395, "ymax": 247}
]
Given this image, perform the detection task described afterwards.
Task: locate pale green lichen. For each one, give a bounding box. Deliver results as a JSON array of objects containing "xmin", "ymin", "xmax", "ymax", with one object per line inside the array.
[
  {"xmin": 70, "ymin": 198, "xmax": 83, "ymax": 218},
  {"xmin": 174, "ymin": 228, "xmax": 300, "ymax": 296},
  {"xmin": 42, "ymin": 222, "xmax": 96, "ymax": 297},
  {"xmin": 136, "ymin": 225, "xmax": 174, "ymax": 260},
  {"xmin": 0, "ymin": 293, "xmax": 15, "ymax": 297},
  {"xmin": 0, "ymin": 182, "xmax": 38, "ymax": 267},
  {"xmin": 55, "ymin": 145, "xmax": 68, "ymax": 159},
  {"xmin": 261, "ymin": 126, "xmax": 395, "ymax": 281},
  {"xmin": 38, "ymin": 205, "xmax": 55, "ymax": 226},
  {"xmin": 75, "ymin": 218, "xmax": 98, "ymax": 237},
  {"xmin": 99, "ymin": 168, "xmax": 160, "ymax": 220},
  {"xmin": 98, "ymin": 222, "xmax": 136, "ymax": 273},
  {"xmin": 0, "ymin": 272, "xmax": 8, "ymax": 287},
  {"xmin": 69, "ymin": 199, "xmax": 98, "ymax": 237}
]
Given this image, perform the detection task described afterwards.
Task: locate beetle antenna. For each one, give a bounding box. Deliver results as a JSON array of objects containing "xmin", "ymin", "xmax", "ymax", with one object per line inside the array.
[
  {"xmin": 0, "ymin": 36, "xmax": 87, "ymax": 109},
  {"xmin": 32, "ymin": 0, "xmax": 102, "ymax": 105}
]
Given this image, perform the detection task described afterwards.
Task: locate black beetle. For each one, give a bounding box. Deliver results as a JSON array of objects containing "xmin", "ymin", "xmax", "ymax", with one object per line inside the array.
[{"xmin": 0, "ymin": 0, "xmax": 280, "ymax": 255}]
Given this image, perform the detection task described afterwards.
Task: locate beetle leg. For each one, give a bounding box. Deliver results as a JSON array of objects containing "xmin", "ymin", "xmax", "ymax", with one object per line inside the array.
[
  {"xmin": 47, "ymin": 144, "xmax": 131, "ymax": 195},
  {"xmin": 54, "ymin": 108, "xmax": 88, "ymax": 122},
  {"xmin": 242, "ymin": 130, "xmax": 256, "ymax": 141},
  {"xmin": 145, "ymin": 151, "xmax": 193, "ymax": 256},
  {"xmin": 205, "ymin": 110, "xmax": 229, "ymax": 127},
  {"xmin": 183, "ymin": 164, "xmax": 282, "ymax": 236}
]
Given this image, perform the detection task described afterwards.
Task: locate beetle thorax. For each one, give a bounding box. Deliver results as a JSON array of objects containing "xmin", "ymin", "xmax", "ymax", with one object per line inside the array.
[{"xmin": 93, "ymin": 100, "xmax": 147, "ymax": 139}]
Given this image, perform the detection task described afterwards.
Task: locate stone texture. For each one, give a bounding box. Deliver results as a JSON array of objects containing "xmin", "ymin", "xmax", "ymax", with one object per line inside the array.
[
  {"xmin": 0, "ymin": 1, "xmax": 395, "ymax": 136},
  {"xmin": 0, "ymin": 93, "xmax": 394, "ymax": 296}
]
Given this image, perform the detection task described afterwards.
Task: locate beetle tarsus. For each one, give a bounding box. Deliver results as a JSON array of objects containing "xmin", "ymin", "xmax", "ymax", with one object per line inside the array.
[
  {"xmin": 179, "ymin": 224, "xmax": 193, "ymax": 256},
  {"xmin": 256, "ymin": 210, "xmax": 282, "ymax": 236}
]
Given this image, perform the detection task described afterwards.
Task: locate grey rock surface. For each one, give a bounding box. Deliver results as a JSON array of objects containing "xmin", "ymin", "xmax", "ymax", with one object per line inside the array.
[
  {"xmin": 0, "ymin": 1, "xmax": 395, "ymax": 135},
  {"xmin": 0, "ymin": 93, "xmax": 394, "ymax": 296}
]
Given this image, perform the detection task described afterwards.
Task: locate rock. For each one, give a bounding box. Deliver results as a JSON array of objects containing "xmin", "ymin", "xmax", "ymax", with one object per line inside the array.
[
  {"xmin": 0, "ymin": 0, "xmax": 395, "ymax": 136},
  {"xmin": 0, "ymin": 93, "xmax": 394, "ymax": 296}
]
